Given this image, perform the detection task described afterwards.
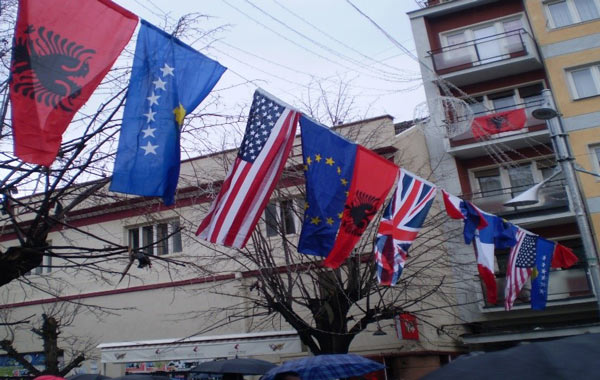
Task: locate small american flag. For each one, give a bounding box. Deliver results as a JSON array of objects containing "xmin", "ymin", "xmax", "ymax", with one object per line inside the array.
[
  {"xmin": 196, "ymin": 89, "xmax": 299, "ymax": 248},
  {"xmin": 504, "ymin": 228, "xmax": 537, "ymax": 310}
]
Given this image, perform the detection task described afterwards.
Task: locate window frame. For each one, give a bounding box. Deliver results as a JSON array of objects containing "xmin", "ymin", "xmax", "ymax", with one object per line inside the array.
[
  {"xmin": 545, "ymin": 0, "xmax": 600, "ymax": 29},
  {"xmin": 464, "ymin": 81, "xmax": 546, "ymax": 116},
  {"xmin": 589, "ymin": 144, "xmax": 600, "ymax": 178},
  {"xmin": 439, "ymin": 14, "xmax": 527, "ymax": 65},
  {"xmin": 127, "ymin": 219, "xmax": 183, "ymax": 256},
  {"xmin": 264, "ymin": 198, "xmax": 303, "ymax": 237},
  {"xmin": 566, "ymin": 64, "xmax": 600, "ymax": 100},
  {"xmin": 469, "ymin": 159, "xmax": 554, "ymax": 198}
]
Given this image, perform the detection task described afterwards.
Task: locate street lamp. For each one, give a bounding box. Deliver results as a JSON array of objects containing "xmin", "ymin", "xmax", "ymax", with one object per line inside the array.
[{"xmin": 505, "ymin": 89, "xmax": 600, "ymax": 312}]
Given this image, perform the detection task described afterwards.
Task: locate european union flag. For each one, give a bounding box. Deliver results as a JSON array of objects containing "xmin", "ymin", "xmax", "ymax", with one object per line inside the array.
[
  {"xmin": 297, "ymin": 116, "xmax": 357, "ymax": 256},
  {"xmin": 110, "ymin": 20, "xmax": 226, "ymax": 205}
]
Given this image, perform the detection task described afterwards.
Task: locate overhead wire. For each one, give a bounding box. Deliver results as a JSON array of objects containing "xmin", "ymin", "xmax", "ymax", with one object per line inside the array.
[
  {"xmin": 242, "ymin": 0, "xmax": 407, "ymax": 81},
  {"xmin": 344, "ymin": 0, "xmax": 555, "ymax": 174}
]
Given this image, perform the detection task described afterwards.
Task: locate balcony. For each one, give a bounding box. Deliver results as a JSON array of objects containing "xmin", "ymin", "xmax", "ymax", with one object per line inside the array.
[
  {"xmin": 415, "ymin": 0, "xmax": 459, "ymax": 7},
  {"xmin": 470, "ymin": 179, "xmax": 570, "ymax": 220},
  {"xmin": 428, "ymin": 29, "xmax": 541, "ymax": 86},
  {"xmin": 446, "ymin": 99, "xmax": 550, "ymax": 159},
  {"xmin": 486, "ymin": 267, "xmax": 592, "ymax": 310}
]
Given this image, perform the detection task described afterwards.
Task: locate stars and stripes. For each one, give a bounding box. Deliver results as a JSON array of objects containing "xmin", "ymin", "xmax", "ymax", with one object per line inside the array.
[
  {"xmin": 375, "ymin": 169, "xmax": 436, "ymax": 286},
  {"xmin": 504, "ymin": 228, "xmax": 536, "ymax": 310},
  {"xmin": 196, "ymin": 89, "xmax": 300, "ymax": 248}
]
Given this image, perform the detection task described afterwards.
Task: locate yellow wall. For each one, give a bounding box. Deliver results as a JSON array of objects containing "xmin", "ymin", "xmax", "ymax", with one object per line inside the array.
[
  {"xmin": 544, "ymin": 47, "xmax": 600, "ymax": 118},
  {"xmin": 568, "ymin": 128, "xmax": 600, "ymax": 198},
  {"xmin": 525, "ymin": 0, "xmax": 600, "ymax": 45},
  {"xmin": 525, "ymin": 0, "xmax": 600, "ymax": 252}
]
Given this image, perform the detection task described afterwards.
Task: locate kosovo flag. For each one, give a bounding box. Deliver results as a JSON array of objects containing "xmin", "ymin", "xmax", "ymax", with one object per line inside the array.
[
  {"xmin": 298, "ymin": 116, "xmax": 357, "ymax": 256},
  {"xmin": 110, "ymin": 20, "xmax": 226, "ymax": 205}
]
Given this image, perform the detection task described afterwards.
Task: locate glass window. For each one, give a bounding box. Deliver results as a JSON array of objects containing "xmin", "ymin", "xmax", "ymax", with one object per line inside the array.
[
  {"xmin": 280, "ymin": 199, "xmax": 296, "ymax": 235},
  {"xmin": 128, "ymin": 228, "xmax": 140, "ymax": 251},
  {"xmin": 475, "ymin": 168, "xmax": 503, "ymax": 196},
  {"xmin": 489, "ymin": 90, "xmax": 517, "ymax": 111},
  {"xmin": 142, "ymin": 225, "xmax": 154, "ymax": 256},
  {"xmin": 508, "ymin": 164, "xmax": 535, "ymax": 196},
  {"xmin": 157, "ymin": 223, "xmax": 169, "ymax": 256},
  {"xmin": 446, "ymin": 31, "xmax": 466, "ymax": 46},
  {"xmin": 547, "ymin": 0, "xmax": 600, "ymax": 27},
  {"xmin": 571, "ymin": 67, "xmax": 599, "ymax": 98},
  {"xmin": 265, "ymin": 200, "xmax": 299, "ymax": 237},
  {"xmin": 128, "ymin": 220, "xmax": 182, "ymax": 256},
  {"xmin": 265, "ymin": 202, "xmax": 278, "ymax": 237},
  {"xmin": 595, "ymin": 146, "xmax": 600, "ymax": 169},
  {"xmin": 171, "ymin": 220, "xmax": 182, "ymax": 253},
  {"xmin": 574, "ymin": 0, "xmax": 600, "ymax": 21},
  {"xmin": 548, "ymin": 1, "xmax": 574, "ymax": 27}
]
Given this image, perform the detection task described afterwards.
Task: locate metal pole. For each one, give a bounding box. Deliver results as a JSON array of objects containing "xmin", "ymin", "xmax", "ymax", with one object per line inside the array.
[{"xmin": 541, "ymin": 89, "xmax": 600, "ymax": 313}]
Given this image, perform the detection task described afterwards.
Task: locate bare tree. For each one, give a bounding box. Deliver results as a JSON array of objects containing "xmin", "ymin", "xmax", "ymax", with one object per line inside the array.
[
  {"xmin": 178, "ymin": 118, "xmax": 470, "ymax": 355},
  {"xmin": 0, "ymin": 303, "xmax": 97, "ymax": 377}
]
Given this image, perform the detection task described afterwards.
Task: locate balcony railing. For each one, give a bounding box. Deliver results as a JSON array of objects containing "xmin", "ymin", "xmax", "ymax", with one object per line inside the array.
[
  {"xmin": 486, "ymin": 267, "xmax": 592, "ymax": 308},
  {"xmin": 429, "ymin": 29, "xmax": 529, "ymax": 74},
  {"xmin": 416, "ymin": 0, "xmax": 458, "ymax": 8},
  {"xmin": 447, "ymin": 97, "xmax": 548, "ymax": 144},
  {"xmin": 470, "ymin": 179, "xmax": 569, "ymax": 217}
]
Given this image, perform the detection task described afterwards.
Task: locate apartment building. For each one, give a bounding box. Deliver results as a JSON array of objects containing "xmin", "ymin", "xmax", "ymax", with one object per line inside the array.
[
  {"xmin": 0, "ymin": 116, "xmax": 460, "ymax": 380},
  {"xmin": 524, "ymin": 0, "xmax": 600, "ymax": 254},
  {"xmin": 409, "ymin": 0, "xmax": 600, "ymax": 350}
]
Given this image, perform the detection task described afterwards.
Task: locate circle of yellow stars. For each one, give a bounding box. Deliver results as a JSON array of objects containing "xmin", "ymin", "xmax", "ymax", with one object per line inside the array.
[{"xmin": 303, "ymin": 152, "xmax": 350, "ymax": 227}]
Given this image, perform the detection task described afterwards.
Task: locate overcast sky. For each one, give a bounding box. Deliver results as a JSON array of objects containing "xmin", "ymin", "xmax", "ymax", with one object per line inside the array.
[{"xmin": 113, "ymin": 0, "xmax": 426, "ymax": 124}]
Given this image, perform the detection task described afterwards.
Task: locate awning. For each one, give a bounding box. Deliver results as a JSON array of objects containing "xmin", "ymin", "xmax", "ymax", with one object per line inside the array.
[{"xmin": 98, "ymin": 331, "xmax": 302, "ymax": 363}]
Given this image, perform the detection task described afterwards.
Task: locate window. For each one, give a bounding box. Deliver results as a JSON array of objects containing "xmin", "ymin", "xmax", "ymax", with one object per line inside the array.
[
  {"xmin": 475, "ymin": 168, "xmax": 503, "ymax": 196},
  {"xmin": 567, "ymin": 65, "xmax": 600, "ymax": 99},
  {"xmin": 464, "ymin": 83, "xmax": 544, "ymax": 116},
  {"xmin": 590, "ymin": 144, "xmax": 600, "ymax": 175},
  {"xmin": 546, "ymin": 0, "xmax": 600, "ymax": 28},
  {"xmin": 265, "ymin": 199, "xmax": 302, "ymax": 237},
  {"xmin": 472, "ymin": 159, "xmax": 558, "ymax": 198},
  {"xmin": 26, "ymin": 243, "xmax": 53, "ymax": 276},
  {"xmin": 508, "ymin": 164, "xmax": 535, "ymax": 197},
  {"xmin": 127, "ymin": 220, "xmax": 182, "ymax": 256},
  {"xmin": 439, "ymin": 16, "xmax": 525, "ymax": 67}
]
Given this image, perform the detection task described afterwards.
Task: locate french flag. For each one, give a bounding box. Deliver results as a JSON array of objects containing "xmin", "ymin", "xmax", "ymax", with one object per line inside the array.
[{"xmin": 442, "ymin": 190, "xmax": 501, "ymax": 304}]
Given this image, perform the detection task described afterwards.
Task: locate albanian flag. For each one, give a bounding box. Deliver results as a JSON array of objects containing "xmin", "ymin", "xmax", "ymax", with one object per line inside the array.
[
  {"xmin": 323, "ymin": 146, "xmax": 398, "ymax": 268},
  {"xmin": 9, "ymin": 0, "xmax": 138, "ymax": 166}
]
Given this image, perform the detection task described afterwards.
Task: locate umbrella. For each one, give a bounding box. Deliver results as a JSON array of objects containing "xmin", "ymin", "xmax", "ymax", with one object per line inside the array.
[
  {"xmin": 189, "ymin": 358, "xmax": 276, "ymax": 375},
  {"xmin": 261, "ymin": 354, "xmax": 385, "ymax": 380},
  {"xmin": 111, "ymin": 375, "xmax": 171, "ymax": 380},
  {"xmin": 422, "ymin": 332, "xmax": 600, "ymax": 380},
  {"xmin": 67, "ymin": 375, "xmax": 110, "ymax": 380}
]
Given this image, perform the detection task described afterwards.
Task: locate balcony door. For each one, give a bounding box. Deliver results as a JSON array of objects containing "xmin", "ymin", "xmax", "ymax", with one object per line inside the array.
[{"xmin": 473, "ymin": 25, "xmax": 502, "ymax": 64}]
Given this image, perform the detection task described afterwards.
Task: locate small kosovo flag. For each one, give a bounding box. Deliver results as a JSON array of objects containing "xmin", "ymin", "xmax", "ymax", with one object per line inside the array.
[{"xmin": 110, "ymin": 20, "xmax": 226, "ymax": 205}]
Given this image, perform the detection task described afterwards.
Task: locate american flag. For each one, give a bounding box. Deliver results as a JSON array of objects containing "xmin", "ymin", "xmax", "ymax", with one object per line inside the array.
[
  {"xmin": 196, "ymin": 90, "xmax": 299, "ymax": 248},
  {"xmin": 504, "ymin": 228, "xmax": 537, "ymax": 310},
  {"xmin": 374, "ymin": 169, "xmax": 436, "ymax": 286}
]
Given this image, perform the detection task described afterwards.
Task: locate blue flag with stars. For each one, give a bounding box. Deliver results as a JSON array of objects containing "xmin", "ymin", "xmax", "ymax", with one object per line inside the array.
[
  {"xmin": 110, "ymin": 20, "xmax": 226, "ymax": 205},
  {"xmin": 297, "ymin": 116, "xmax": 357, "ymax": 256},
  {"xmin": 531, "ymin": 237, "xmax": 556, "ymax": 310}
]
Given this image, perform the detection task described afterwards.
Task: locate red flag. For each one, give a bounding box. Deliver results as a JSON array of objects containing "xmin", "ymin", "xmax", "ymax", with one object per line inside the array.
[
  {"xmin": 551, "ymin": 243, "xmax": 578, "ymax": 268},
  {"xmin": 9, "ymin": 0, "xmax": 137, "ymax": 166},
  {"xmin": 394, "ymin": 313, "xmax": 419, "ymax": 340},
  {"xmin": 323, "ymin": 146, "xmax": 398, "ymax": 268},
  {"xmin": 196, "ymin": 90, "xmax": 300, "ymax": 248},
  {"xmin": 471, "ymin": 108, "xmax": 527, "ymax": 138}
]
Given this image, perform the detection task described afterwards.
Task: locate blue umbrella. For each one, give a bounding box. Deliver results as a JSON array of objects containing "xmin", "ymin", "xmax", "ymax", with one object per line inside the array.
[{"xmin": 261, "ymin": 354, "xmax": 385, "ymax": 380}]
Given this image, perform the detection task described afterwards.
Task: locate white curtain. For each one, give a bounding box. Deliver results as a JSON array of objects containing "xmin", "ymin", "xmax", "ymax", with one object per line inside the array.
[
  {"xmin": 548, "ymin": 1, "xmax": 573, "ymax": 27},
  {"xmin": 571, "ymin": 68, "xmax": 598, "ymax": 98},
  {"xmin": 574, "ymin": 0, "xmax": 599, "ymax": 21}
]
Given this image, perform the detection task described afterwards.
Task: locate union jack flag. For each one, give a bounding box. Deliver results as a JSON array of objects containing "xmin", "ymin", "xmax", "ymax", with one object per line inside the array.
[{"xmin": 375, "ymin": 169, "xmax": 437, "ymax": 286}]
